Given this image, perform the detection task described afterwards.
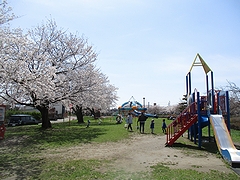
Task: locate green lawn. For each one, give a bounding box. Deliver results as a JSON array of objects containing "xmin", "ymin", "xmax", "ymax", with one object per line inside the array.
[{"xmin": 0, "ymin": 116, "xmax": 239, "ymax": 180}]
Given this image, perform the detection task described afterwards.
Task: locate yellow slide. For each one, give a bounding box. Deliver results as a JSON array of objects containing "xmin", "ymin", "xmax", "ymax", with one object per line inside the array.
[{"xmin": 210, "ymin": 115, "xmax": 240, "ymax": 167}]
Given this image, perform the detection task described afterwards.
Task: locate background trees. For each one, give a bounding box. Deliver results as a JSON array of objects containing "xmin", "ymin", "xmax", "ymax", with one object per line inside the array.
[
  {"xmin": 224, "ymin": 81, "xmax": 240, "ymax": 116},
  {"xmin": 71, "ymin": 67, "xmax": 118, "ymax": 123}
]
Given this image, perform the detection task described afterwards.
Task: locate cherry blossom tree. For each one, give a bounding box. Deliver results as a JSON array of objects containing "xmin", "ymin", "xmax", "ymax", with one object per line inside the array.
[
  {"xmin": 0, "ymin": 0, "xmax": 16, "ymax": 26},
  {"xmin": 0, "ymin": 20, "xmax": 99, "ymax": 129},
  {"xmin": 71, "ymin": 69, "xmax": 118, "ymax": 123},
  {"xmin": 0, "ymin": 1, "xmax": 24, "ymax": 106},
  {"xmin": 0, "ymin": 2, "xmax": 118, "ymax": 128}
]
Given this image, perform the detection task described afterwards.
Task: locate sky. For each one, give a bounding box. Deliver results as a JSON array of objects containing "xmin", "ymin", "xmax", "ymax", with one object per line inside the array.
[{"xmin": 6, "ymin": 0, "xmax": 240, "ymax": 108}]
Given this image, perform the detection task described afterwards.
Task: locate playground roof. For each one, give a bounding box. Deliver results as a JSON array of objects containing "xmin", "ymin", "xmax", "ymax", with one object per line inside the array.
[{"xmin": 189, "ymin": 53, "xmax": 212, "ymax": 74}]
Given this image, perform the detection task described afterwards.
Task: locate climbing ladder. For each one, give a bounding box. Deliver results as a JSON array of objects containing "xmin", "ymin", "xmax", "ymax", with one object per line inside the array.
[{"xmin": 166, "ymin": 102, "xmax": 198, "ymax": 146}]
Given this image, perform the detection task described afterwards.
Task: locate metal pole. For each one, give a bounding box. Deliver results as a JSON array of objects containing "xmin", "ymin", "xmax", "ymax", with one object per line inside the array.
[
  {"xmin": 211, "ymin": 71, "xmax": 215, "ymax": 114},
  {"xmin": 143, "ymin": 97, "xmax": 145, "ymax": 108},
  {"xmin": 226, "ymin": 91, "xmax": 231, "ymax": 133},
  {"xmin": 189, "ymin": 72, "xmax": 192, "ymax": 95},
  {"xmin": 197, "ymin": 92, "xmax": 202, "ymax": 148},
  {"xmin": 206, "ymin": 74, "xmax": 209, "ymax": 99}
]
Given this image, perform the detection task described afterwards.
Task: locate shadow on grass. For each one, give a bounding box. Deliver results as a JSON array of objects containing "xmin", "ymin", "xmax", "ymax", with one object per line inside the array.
[
  {"xmin": 5, "ymin": 123, "xmax": 106, "ymax": 148},
  {"xmin": 80, "ymin": 120, "xmax": 123, "ymax": 126},
  {"xmin": 169, "ymin": 136, "xmax": 219, "ymax": 154},
  {"xmin": 37, "ymin": 126, "xmax": 106, "ymax": 145},
  {"xmin": 235, "ymin": 144, "xmax": 240, "ymax": 150},
  {"xmin": 1, "ymin": 123, "xmax": 109, "ymax": 179},
  {"xmin": 0, "ymin": 156, "xmax": 44, "ymax": 180}
]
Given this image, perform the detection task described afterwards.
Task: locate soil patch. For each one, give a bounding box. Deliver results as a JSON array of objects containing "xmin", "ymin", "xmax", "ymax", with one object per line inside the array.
[{"xmin": 42, "ymin": 133, "xmax": 232, "ymax": 174}]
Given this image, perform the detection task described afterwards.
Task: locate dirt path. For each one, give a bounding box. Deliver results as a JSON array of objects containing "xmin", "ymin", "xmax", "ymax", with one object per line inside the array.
[{"xmin": 43, "ymin": 133, "xmax": 232, "ymax": 174}]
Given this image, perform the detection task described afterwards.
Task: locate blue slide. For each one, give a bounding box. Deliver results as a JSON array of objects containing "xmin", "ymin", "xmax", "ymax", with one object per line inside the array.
[{"xmin": 132, "ymin": 110, "xmax": 158, "ymax": 118}]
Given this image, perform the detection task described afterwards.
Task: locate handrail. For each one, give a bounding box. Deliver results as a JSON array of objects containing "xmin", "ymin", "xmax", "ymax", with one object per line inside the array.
[{"xmin": 166, "ymin": 102, "xmax": 197, "ymax": 144}]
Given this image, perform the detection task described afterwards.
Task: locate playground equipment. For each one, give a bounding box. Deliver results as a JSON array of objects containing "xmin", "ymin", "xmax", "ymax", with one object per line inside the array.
[
  {"xmin": 118, "ymin": 96, "xmax": 158, "ymax": 118},
  {"xmin": 165, "ymin": 53, "xmax": 240, "ymax": 167}
]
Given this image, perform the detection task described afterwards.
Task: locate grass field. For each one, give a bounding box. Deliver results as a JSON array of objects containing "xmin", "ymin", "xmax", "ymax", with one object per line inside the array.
[{"xmin": 0, "ymin": 116, "xmax": 239, "ymax": 179}]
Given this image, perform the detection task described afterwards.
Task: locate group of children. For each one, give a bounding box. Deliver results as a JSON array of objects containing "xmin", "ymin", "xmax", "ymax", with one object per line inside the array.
[
  {"xmin": 126, "ymin": 112, "xmax": 167, "ymax": 134},
  {"xmin": 150, "ymin": 119, "xmax": 167, "ymax": 134}
]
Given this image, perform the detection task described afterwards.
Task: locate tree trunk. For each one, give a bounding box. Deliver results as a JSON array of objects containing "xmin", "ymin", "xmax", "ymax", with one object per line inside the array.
[
  {"xmin": 87, "ymin": 107, "xmax": 100, "ymax": 119},
  {"xmin": 73, "ymin": 105, "xmax": 84, "ymax": 123},
  {"xmin": 37, "ymin": 105, "xmax": 52, "ymax": 129},
  {"xmin": 87, "ymin": 107, "xmax": 95, "ymax": 117}
]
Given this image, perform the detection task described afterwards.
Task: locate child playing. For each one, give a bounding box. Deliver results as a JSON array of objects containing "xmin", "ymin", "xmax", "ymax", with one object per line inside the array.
[
  {"xmin": 150, "ymin": 119, "xmax": 155, "ymax": 134},
  {"xmin": 86, "ymin": 119, "xmax": 90, "ymax": 128},
  {"xmin": 162, "ymin": 119, "xmax": 167, "ymax": 133}
]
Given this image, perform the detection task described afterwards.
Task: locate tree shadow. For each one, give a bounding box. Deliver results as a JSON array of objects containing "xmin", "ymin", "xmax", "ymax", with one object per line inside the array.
[
  {"xmin": 1, "ymin": 125, "xmax": 109, "ymax": 179},
  {"xmin": 168, "ymin": 136, "xmax": 219, "ymax": 154},
  {"xmin": 234, "ymin": 143, "xmax": 240, "ymax": 150}
]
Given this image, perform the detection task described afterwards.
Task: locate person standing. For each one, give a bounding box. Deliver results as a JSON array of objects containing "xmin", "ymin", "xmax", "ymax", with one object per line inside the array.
[
  {"xmin": 127, "ymin": 113, "xmax": 133, "ymax": 131},
  {"xmin": 162, "ymin": 119, "xmax": 167, "ymax": 133},
  {"xmin": 137, "ymin": 112, "xmax": 147, "ymax": 133},
  {"xmin": 150, "ymin": 119, "xmax": 155, "ymax": 134},
  {"xmin": 86, "ymin": 119, "xmax": 90, "ymax": 128}
]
